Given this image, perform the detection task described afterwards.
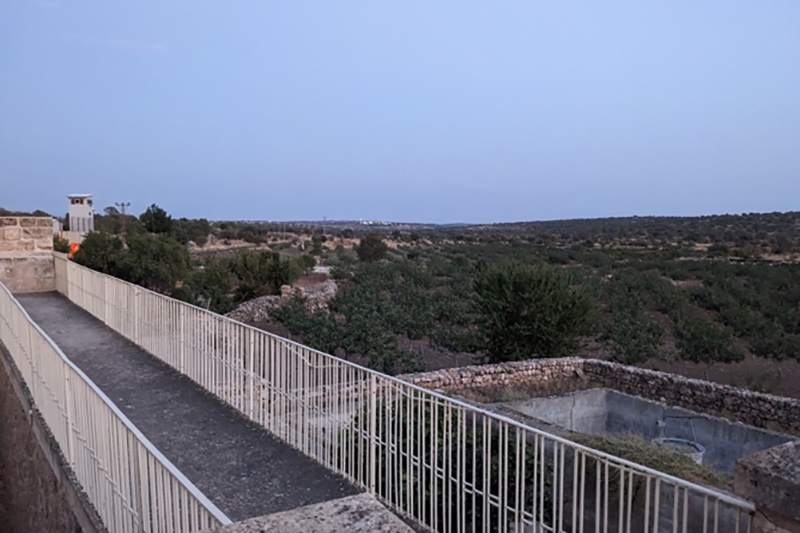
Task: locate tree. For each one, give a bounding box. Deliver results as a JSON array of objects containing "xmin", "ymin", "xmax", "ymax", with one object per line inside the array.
[
  {"xmin": 270, "ymin": 296, "xmax": 341, "ymax": 355},
  {"xmin": 229, "ymin": 251, "xmax": 298, "ymax": 303},
  {"xmin": 120, "ymin": 233, "xmax": 190, "ymax": 293},
  {"xmin": 356, "ymin": 233, "xmax": 388, "ymax": 262},
  {"xmin": 72, "ymin": 232, "xmax": 125, "ymax": 274},
  {"xmin": 474, "ymin": 263, "xmax": 594, "ymax": 363},
  {"xmin": 174, "ymin": 259, "xmax": 234, "ymax": 313},
  {"xmin": 140, "ymin": 204, "xmax": 173, "ymax": 234},
  {"xmin": 53, "ymin": 235, "xmax": 71, "ymax": 253},
  {"xmin": 311, "ymin": 234, "xmax": 324, "ymax": 256}
]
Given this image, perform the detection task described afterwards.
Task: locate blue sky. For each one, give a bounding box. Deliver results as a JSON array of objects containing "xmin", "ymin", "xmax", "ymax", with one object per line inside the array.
[{"xmin": 1, "ymin": 1, "xmax": 799, "ymax": 223}]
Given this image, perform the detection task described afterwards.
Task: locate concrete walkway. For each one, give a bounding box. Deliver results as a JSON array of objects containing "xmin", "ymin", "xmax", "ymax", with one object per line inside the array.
[{"xmin": 16, "ymin": 292, "xmax": 360, "ymax": 522}]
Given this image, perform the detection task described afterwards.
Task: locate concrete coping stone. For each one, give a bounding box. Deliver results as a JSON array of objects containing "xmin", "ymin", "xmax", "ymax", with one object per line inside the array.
[
  {"xmin": 197, "ymin": 494, "xmax": 414, "ymax": 533},
  {"xmin": 735, "ymin": 440, "xmax": 800, "ymax": 526}
]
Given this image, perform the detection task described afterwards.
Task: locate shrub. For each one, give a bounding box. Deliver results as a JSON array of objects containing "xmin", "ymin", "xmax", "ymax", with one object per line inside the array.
[
  {"xmin": 356, "ymin": 233, "xmax": 388, "ymax": 262},
  {"xmin": 474, "ymin": 263, "xmax": 594, "ymax": 363}
]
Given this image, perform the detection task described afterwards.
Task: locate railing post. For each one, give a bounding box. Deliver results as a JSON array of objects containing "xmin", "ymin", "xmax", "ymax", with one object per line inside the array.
[
  {"xmin": 134, "ymin": 288, "xmax": 140, "ymax": 345},
  {"xmin": 179, "ymin": 305, "xmax": 185, "ymax": 374},
  {"xmin": 63, "ymin": 364, "xmax": 75, "ymax": 466},
  {"xmin": 129, "ymin": 436, "xmax": 145, "ymax": 533},
  {"xmin": 103, "ymin": 276, "xmax": 109, "ymax": 325},
  {"xmin": 369, "ymin": 373, "xmax": 377, "ymax": 494},
  {"xmin": 63, "ymin": 256, "xmax": 70, "ymax": 300},
  {"xmin": 136, "ymin": 442, "xmax": 151, "ymax": 533},
  {"xmin": 27, "ymin": 320, "xmax": 36, "ymax": 400},
  {"xmin": 248, "ymin": 328, "xmax": 254, "ymax": 420}
]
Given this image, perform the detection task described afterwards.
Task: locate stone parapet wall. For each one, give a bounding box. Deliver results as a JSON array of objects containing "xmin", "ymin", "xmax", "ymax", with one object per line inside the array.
[
  {"xmin": 584, "ymin": 360, "xmax": 800, "ymax": 437},
  {"xmin": 0, "ymin": 256, "xmax": 56, "ymax": 293},
  {"xmin": 401, "ymin": 358, "xmax": 589, "ymax": 402},
  {"xmin": 401, "ymin": 357, "xmax": 800, "ymax": 437},
  {"xmin": 0, "ymin": 217, "xmax": 55, "ymax": 293},
  {"xmin": 0, "ymin": 217, "xmax": 54, "ymax": 253}
]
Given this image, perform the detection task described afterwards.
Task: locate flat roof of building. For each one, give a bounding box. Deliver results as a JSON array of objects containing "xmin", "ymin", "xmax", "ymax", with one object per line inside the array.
[{"xmin": 67, "ymin": 194, "xmax": 93, "ymax": 198}]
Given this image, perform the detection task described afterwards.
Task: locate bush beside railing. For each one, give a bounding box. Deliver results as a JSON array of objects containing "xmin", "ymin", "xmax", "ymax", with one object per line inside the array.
[{"xmin": 54, "ymin": 253, "xmax": 755, "ymax": 533}]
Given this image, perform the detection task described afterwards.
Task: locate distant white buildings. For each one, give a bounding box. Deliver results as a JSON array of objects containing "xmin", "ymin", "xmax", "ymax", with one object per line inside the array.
[{"xmin": 63, "ymin": 194, "xmax": 95, "ymax": 244}]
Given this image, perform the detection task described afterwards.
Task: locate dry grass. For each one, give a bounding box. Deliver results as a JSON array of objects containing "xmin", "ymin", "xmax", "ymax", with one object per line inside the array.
[{"xmin": 571, "ymin": 433, "xmax": 732, "ymax": 491}]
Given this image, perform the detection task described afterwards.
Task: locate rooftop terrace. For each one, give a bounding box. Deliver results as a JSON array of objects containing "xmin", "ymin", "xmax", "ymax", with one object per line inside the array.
[{"xmin": 1, "ymin": 217, "xmax": 797, "ymax": 532}]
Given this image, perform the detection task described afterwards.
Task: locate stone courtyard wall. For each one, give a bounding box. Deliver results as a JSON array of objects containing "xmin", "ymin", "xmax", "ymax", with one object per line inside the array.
[
  {"xmin": 0, "ymin": 217, "xmax": 55, "ymax": 293},
  {"xmin": 584, "ymin": 360, "xmax": 800, "ymax": 437},
  {"xmin": 402, "ymin": 358, "xmax": 800, "ymax": 531},
  {"xmin": 401, "ymin": 357, "xmax": 800, "ymax": 437}
]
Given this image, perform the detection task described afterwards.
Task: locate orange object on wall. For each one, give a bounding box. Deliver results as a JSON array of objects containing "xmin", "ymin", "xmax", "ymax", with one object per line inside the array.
[{"xmin": 68, "ymin": 242, "xmax": 80, "ymax": 258}]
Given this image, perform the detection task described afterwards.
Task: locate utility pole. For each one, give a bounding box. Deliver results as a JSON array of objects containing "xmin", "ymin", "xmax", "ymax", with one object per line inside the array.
[{"xmin": 115, "ymin": 202, "xmax": 131, "ymax": 238}]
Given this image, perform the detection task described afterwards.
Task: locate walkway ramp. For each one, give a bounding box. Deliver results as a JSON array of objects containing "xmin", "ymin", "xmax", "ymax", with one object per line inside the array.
[{"xmin": 16, "ymin": 292, "xmax": 360, "ymax": 522}]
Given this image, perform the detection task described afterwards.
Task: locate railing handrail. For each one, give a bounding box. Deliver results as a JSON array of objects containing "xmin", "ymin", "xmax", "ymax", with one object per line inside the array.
[
  {"xmin": 0, "ymin": 277, "xmax": 231, "ymax": 529},
  {"xmin": 56, "ymin": 253, "xmax": 755, "ymax": 513}
]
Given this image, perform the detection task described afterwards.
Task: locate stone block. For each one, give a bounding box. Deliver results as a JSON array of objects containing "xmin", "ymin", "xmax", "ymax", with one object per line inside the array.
[
  {"xmin": 0, "ymin": 217, "xmax": 18, "ymax": 227},
  {"xmin": 36, "ymin": 218, "xmax": 52, "ymax": 227},
  {"xmin": 0, "ymin": 240, "xmax": 18, "ymax": 252},
  {"xmin": 34, "ymin": 276, "xmax": 56, "ymax": 291},
  {"xmin": 0, "ymin": 256, "xmax": 55, "ymax": 292},
  {"xmin": 19, "ymin": 217, "xmax": 38, "ymax": 227},
  {"xmin": 23, "ymin": 227, "xmax": 51, "ymax": 239},
  {"xmin": 735, "ymin": 441, "xmax": 800, "ymax": 531},
  {"xmin": 36, "ymin": 261, "xmax": 55, "ymax": 277},
  {"xmin": 35, "ymin": 238, "xmax": 53, "ymax": 251},
  {"xmin": 3, "ymin": 226, "xmax": 21, "ymax": 240},
  {"xmin": 12, "ymin": 277, "xmax": 39, "ymax": 293}
]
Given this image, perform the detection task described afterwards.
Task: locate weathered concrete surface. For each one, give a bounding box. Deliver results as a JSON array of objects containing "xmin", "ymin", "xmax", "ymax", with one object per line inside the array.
[
  {"xmin": 0, "ymin": 344, "xmax": 105, "ymax": 533},
  {"xmin": 735, "ymin": 441, "xmax": 800, "ymax": 532},
  {"xmin": 0, "ymin": 254, "xmax": 55, "ymax": 293},
  {"xmin": 198, "ymin": 494, "xmax": 413, "ymax": 533},
  {"xmin": 504, "ymin": 388, "xmax": 608, "ymax": 434},
  {"xmin": 505, "ymin": 388, "xmax": 793, "ymax": 473},
  {"xmin": 16, "ymin": 292, "xmax": 361, "ymax": 522},
  {"xmin": 402, "ymin": 357, "xmax": 800, "ymax": 437}
]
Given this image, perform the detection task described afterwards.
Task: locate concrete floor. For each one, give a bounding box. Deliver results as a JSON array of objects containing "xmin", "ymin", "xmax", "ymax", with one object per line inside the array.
[{"xmin": 16, "ymin": 292, "xmax": 361, "ymax": 522}]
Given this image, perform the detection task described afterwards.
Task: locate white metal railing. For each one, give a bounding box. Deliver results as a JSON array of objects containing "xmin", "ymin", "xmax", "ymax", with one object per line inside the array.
[
  {"xmin": 0, "ymin": 278, "xmax": 230, "ymax": 533},
  {"xmin": 54, "ymin": 253, "xmax": 755, "ymax": 533}
]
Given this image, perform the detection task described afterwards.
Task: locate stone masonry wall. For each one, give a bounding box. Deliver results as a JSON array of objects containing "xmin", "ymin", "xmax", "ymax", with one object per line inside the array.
[
  {"xmin": 0, "ymin": 217, "xmax": 54, "ymax": 253},
  {"xmin": 403, "ymin": 359, "xmax": 800, "ymax": 532},
  {"xmin": 584, "ymin": 360, "xmax": 800, "ymax": 437},
  {"xmin": 0, "ymin": 346, "xmax": 104, "ymax": 532},
  {"xmin": 402, "ymin": 358, "xmax": 589, "ymax": 403},
  {"xmin": 401, "ymin": 358, "xmax": 800, "ymax": 437},
  {"xmin": 0, "ymin": 216, "xmax": 55, "ymax": 292}
]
